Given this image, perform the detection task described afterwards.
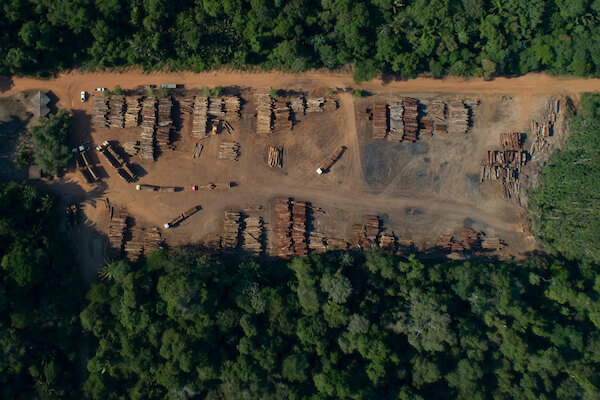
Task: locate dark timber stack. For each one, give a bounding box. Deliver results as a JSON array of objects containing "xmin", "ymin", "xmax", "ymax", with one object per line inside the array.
[
  {"xmin": 108, "ymin": 208, "xmax": 127, "ymax": 258},
  {"xmin": 402, "ymin": 98, "xmax": 419, "ymax": 141},
  {"xmin": 274, "ymin": 198, "xmax": 293, "ymax": 258},
  {"xmin": 372, "ymin": 103, "xmax": 387, "ymax": 139},
  {"xmin": 92, "ymin": 97, "xmax": 109, "ymax": 128},
  {"xmin": 268, "ymin": 146, "xmax": 283, "ymax": 168}
]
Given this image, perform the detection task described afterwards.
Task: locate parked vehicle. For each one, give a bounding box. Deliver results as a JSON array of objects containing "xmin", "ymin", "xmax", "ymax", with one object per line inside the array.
[
  {"xmin": 81, "ymin": 91, "xmax": 87, "ymax": 102},
  {"xmin": 94, "ymin": 87, "xmax": 107, "ymax": 92}
]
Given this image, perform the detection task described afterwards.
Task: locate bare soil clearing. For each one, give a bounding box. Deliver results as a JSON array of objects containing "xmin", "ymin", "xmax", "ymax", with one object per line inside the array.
[{"xmin": 2, "ymin": 70, "xmax": 593, "ymax": 266}]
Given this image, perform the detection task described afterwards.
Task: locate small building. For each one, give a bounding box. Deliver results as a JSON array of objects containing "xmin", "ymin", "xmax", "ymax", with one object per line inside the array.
[{"xmin": 29, "ymin": 91, "xmax": 51, "ymax": 118}]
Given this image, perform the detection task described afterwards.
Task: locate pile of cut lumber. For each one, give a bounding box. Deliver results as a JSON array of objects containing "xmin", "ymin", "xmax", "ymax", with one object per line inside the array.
[
  {"xmin": 530, "ymin": 98, "xmax": 560, "ymax": 156},
  {"xmin": 192, "ymin": 97, "xmax": 208, "ymax": 139},
  {"xmin": 379, "ymin": 230, "xmax": 396, "ymax": 252},
  {"xmin": 500, "ymin": 132, "xmax": 523, "ymax": 150},
  {"xmin": 123, "ymin": 141, "xmax": 140, "ymax": 156},
  {"xmin": 124, "ymin": 228, "xmax": 144, "ymax": 261},
  {"xmin": 419, "ymin": 119, "xmax": 433, "ymax": 136},
  {"xmin": 92, "ymin": 97, "xmax": 108, "ymax": 128},
  {"xmin": 486, "ymin": 150, "xmax": 527, "ymax": 169},
  {"xmin": 125, "ymin": 96, "xmax": 141, "ymax": 127},
  {"xmin": 274, "ymin": 198, "xmax": 293, "ymax": 258},
  {"xmin": 208, "ymin": 97, "xmax": 225, "ymax": 117},
  {"xmin": 397, "ymin": 236, "xmax": 414, "ymax": 249},
  {"xmin": 481, "ymin": 237, "xmax": 502, "ymax": 250},
  {"xmin": 108, "ymin": 208, "xmax": 127, "ymax": 258},
  {"xmin": 143, "ymin": 228, "xmax": 163, "ymax": 253},
  {"xmin": 224, "ymin": 96, "xmax": 240, "ymax": 121},
  {"xmin": 448, "ymin": 100, "xmax": 469, "ymax": 134},
  {"xmin": 156, "ymin": 97, "xmax": 173, "ymax": 151},
  {"xmin": 223, "ymin": 211, "xmax": 241, "ymax": 249},
  {"xmin": 273, "ymin": 99, "xmax": 292, "ymax": 130},
  {"xmin": 242, "ymin": 216, "xmax": 263, "ymax": 255},
  {"xmin": 109, "ymin": 95, "xmax": 125, "ymax": 128},
  {"xmin": 290, "ymin": 96, "xmax": 305, "ymax": 116},
  {"xmin": 179, "ymin": 95, "xmax": 194, "ymax": 114},
  {"xmin": 372, "ymin": 103, "xmax": 387, "ymax": 139},
  {"xmin": 140, "ymin": 98, "xmax": 156, "ymax": 161},
  {"xmin": 388, "ymin": 101, "xmax": 404, "ymax": 142},
  {"xmin": 426, "ymin": 100, "xmax": 446, "ymax": 122},
  {"xmin": 402, "ymin": 98, "xmax": 419, "ymax": 141},
  {"xmin": 256, "ymin": 94, "xmax": 273, "ymax": 134},
  {"xmin": 365, "ymin": 215, "xmax": 380, "ymax": 243},
  {"xmin": 268, "ymin": 146, "xmax": 283, "ymax": 168},
  {"xmin": 306, "ymin": 97, "xmax": 324, "ymax": 113},
  {"xmin": 308, "ymin": 231, "xmax": 327, "ymax": 252},
  {"xmin": 434, "ymin": 123, "xmax": 447, "ymax": 134},
  {"xmin": 351, "ymin": 224, "xmax": 370, "ymax": 249},
  {"xmin": 479, "ymin": 165, "xmax": 519, "ymax": 182},
  {"xmin": 291, "ymin": 200, "xmax": 308, "ymax": 256},
  {"xmin": 218, "ymin": 142, "xmax": 240, "ymax": 161}
]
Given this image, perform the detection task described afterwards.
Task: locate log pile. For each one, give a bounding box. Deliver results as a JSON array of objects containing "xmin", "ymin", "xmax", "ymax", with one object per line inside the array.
[
  {"xmin": 434, "ymin": 124, "xmax": 447, "ymax": 134},
  {"xmin": 448, "ymin": 100, "xmax": 469, "ymax": 134},
  {"xmin": 156, "ymin": 97, "xmax": 173, "ymax": 151},
  {"xmin": 372, "ymin": 103, "xmax": 388, "ymax": 139},
  {"xmin": 223, "ymin": 211, "xmax": 241, "ymax": 249},
  {"xmin": 108, "ymin": 208, "xmax": 127, "ymax": 258},
  {"xmin": 481, "ymin": 237, "xmax": 503, "ymax": 250},
  {"xmin": 291, "ymin": 200, "xmax": 308, "ymax": 257},
  {"xmin": 461, "ymin": 228, "xmax": 481, "ymax": 251},
  {"xmin": 436, "ymin": 235, "xmax": 452, "ymax": 251},
  {"xmin": 242, "ymin": 216, "xmax": 263, "ymax": 255},
  {"xmin": 327, "ymin": 238, "xmax": 349, "ymax": 250},
  {"xmin": 480, "ymin": 165, "xmax": 520, "ymax": 201},
  {"xmin": 306, "ymin": 97, "xmax": 324, "ymax": 113},
  {"xmin": 273, "ymin": 99, "xmax": 292, "ymax": 130},
  {"xmin": 356, "ymin": 107, "xmax": 371, "ymax": 121},
  {"xmin": 92, "ymin": 97, "xmax": 108, "ymax": 128},
  {"xmin": 397, "ymin": 237, "xmax": 414, "ymax": 249},
  {"xmin": 388, "ymin": 101, "xmax": 404, "ymax": 142},
  {"xmin": 499, "ymin": 132, "xmax": 522, "ymax": 150},
  {"xmin": 192, "ymin": 143, "xmax": 203, "ymax": 159},
  {"xmin": 427, "ymin": 100, "xmax": 446, "ymax": 122},
  {"xmin": 143, "ymin": 228, "xmax": 163, "ymax": 253},
  {"xmin": 109, "ymin": 95, "xmax": 125, "ymax": 128},
  {"xmin": 268, "ymin": 146, "xmax": 283, "ymax": 168},
  {"xmin": 486, "ymin": 150, "xmax": 527, "ymax": 169},
  {"xmin": 530, "ymin": 98, "xmax": 560, "ymax": 156},
  {"xmin": 179, "ymin": 95, "xmax": 194, "ymax": 114},
  {"xmin": 224, "ymin": 96, "xmax": 241, "ymax": 121},
  {"xmin": 140, "ymin": 98, "xmax": 156, "ymax": 161},
  {"xmin": 208, "ymin": 97, "xmax": 225, "ymax": 117},
  {"xmin": 192, "ymin": 97, "xmax": 209, "ymax": 139},
  {"xmin": 379, "ymin": 230, "xmax": 396, "ymax": 252},
  {"xmin": 218, "ymin": 142, "xmax": 240, "ymax": 161},
  {"xmin": 419, "ymin": 119, "xmax": 434, "ymax": 136},
  {"xmin": 274, "ymin": 198, "xmax": 293, "ymax": 258},
  {"xmin": 351, "ymin": 224, "xmax": 369, "ymax": 249},
  {"xmin": 123, "ymin": 141, "xmax": 140, "ymax": 156},
  {"xmin": 124, "ymin": 229, "xmax": 144, "ymax": 261},
  {"xmin": 402, "ymin": 98, "xmax": 419, "ymax": 141},
  {"xmin": 125, "ymin": 96, "xmax": 141, "ymax": 128},
  {"xmin": 256, "ymin": 94, "xmax": 273, "ymax": 134},
  {"xmin": 322, "ymin": 99, "xmax": 337, "ymax": 112},
  {"xmin": 365, "ymin": 215, "xmax": 380, "ymax": 243},
  {"xmin": 308, "ymin": 231, "xmax": 327, "ymax": 252},
  {"xmin": 290, "ymin": 96, "xmax": 305, "ymax": 116}
]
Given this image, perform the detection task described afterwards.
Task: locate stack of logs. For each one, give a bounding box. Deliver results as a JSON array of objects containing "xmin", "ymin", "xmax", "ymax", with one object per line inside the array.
[
  {"xmin": 92, "ymin": 97, "xmax": 108, "ymax": 128},
  {"xmin": 306, "ymin": 97, "xmax": 324, "ymax": 113},
  {"xmin": 448, "ymin": 101, "xmax": 469, "ymax": 134},
  {"xmin": 308, "ymin": 231, "xmax": 327, "ymax": 252},
  {"xmin": 379, "ymin": 230, "xmax": 396, "ymax": 252},
  {"xmin": 419, "ymin": 119, "xmax": 433, "ymax": 135},
  {"xmin": 402, "ymin": 98, "xmax": 419, "ymax": 141},
  {"xmin": 140, "ymin": 98, "xmax": 156, "ymax": 161},
  {"xmin": 388, "ymin": 101, "xmax": 404, "ymax": 142},
  {"xmin": 372, "ymin": 103, "xmax": 388, "ymax": 139},
  {"xmin": 218, "ymin": 142, "xmax": 240, "ymax": 161},
  {"xmin": 530, "ymin": 98, "xmax": 560, "ymax": 156},
  {"xmin": 274, "ymin": 198, "xmax": 293, "ymax": 258},
  {"xmin": 108, "ymin": 208, "xmax": 127, "ymax": 258},
  {"xmin": 256, "ymin": 94, "xmax": 273, "ymax": 134},
  {"xmin": 273, "ymin": 99, "xmax": 292, "ymax": 130},
  {"xmin": 482, "ymin": 237, "xmax": 503, "ymax": 250},
  {"xmin": 351, "ymin": 215, "xmax": 380, "ymax": 249},
  {"xmin": 143, "ymin": 228, "xmax": 163, "ymax": 253},
  {"xmin": 156, "ymin": 97, "xmax": 173, "ymax": 151},
  {"xmin": 208, "ymin": 97, "xmax": 225, "ymax": 118},
  {"xmin": 290, "ymin": 96, "xmax": 305, "ymax": 116},
  {"xmin": 223, "ymin": 211, "xmax": 242, "ymax": 249},
  {"xmin": 365, "ymin": 215, "xmax": 380, "ymax": 243},
  {"xmin": 291, "ymin": 200, "xmax": 308, "ymax": 256},
  {"xmin": 224, "ymin": 96, "xmax": 241, "ymax": 121},
  {"xmin": 109, "ymin": 95, "xmax": 125, "ymax": 128},
  {"xmin": 125, "ymin": 97, "xmax": 141, "ymax": 128},
  {"xmin": 486, "ymin": 150, "xmax": 527, "ymax": 169},
  {"xmin": 124, "ymin": 228, "xmax": 144, "ymax": 261},
  {"xmin": 268, "ymin": 146, "xmax": 283, "ymax": 168},
  {"xmin": 192, "ymin": 97, "xmax": 208, "ymax": 139},
  {"xmin": 499, "ymin": 132, "xmax": 522, "ymax": 150},
  {"xmin": 179, "ymin": 95, "xmax": 194, "ymax": 115},
  {"xmin": 481, "ymin": 132, "xmax": 526, "ymax": 202},
  {"xmin": 427, "ymin": 100, "xmax": 446, "ymax": 122},
  {"xmin": 123, "ymin": 141, "xmax": 140, "ymax": 156},
  {"xmin": 322, "ymin": 99, "xmax": 337, "ymax": 112},
  {"xmin": 242, "ymin": 216, "xmax": 263, "ymax": 255}
]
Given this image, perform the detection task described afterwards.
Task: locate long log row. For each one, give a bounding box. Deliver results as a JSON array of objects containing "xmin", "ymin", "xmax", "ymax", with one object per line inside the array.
[
  {"xmin": 426, "ymin": 100, "xmax": 446, "ymax": 122},
  {"xmin": 499, "ymin": 132, "xmax": 523, "ymax": 150},
  {"xmin": 208, "ymin": 97, "xmax": 225, "ymax": 118},
  {"xmin": 179, "ymin": 95, "xmax": 194, "ymax": 114},
  {"xmin": 308, "ymin": 231, "xmax": 327, "ymax": 252},
  {"xmin": 530, "ymin": 98, "xmax": 560, "ymax": 156},
  {"xmin": 124, "ymin": 228, "xmax": 144, "ymax": 261},
  {"xmin": 192, "ymin": 97, "xmax": 208, "ymax": 139},
  {"xmin": 156, "ymin": 97, "xmax": 173, "ymax": 151},
  {"xmin": 290, "ymin": 96, "xmax": 305, "ymax": 115},
  {"xmin": 108, "ymin": 208, "xmax": 128, "ymax": 258},
  {"xmin": 372, "ymin": 103, "xmax": 387, "ymax": 139},
  {"xmin": 223, "ymin": 211, "xmax": 242, "ymax": 249},
  {"xmin": 92, "ymin": 97, "xmax": 109, "ymax": 128},
  {"xmin": 218, "ymin": 142, "xmax": 240, "ymax": 161},
  {"xmin": 274, "ymin": 198, "xmax": 293, "ymax": 258},
  {"xmin": 140, "ymin": 97, "xmax": 156, "ymax": 161},
  {"xmin": 224, "ymin": 96, "xmax": 241, "ymax": 121},
  {"xmin": 402, "ymin": 98, "xmax": 419, "ymax": 142},
  {"xmin": 448, "ymin": 100, "xmax": 469, "ymax": 134},
  {"xmin": 388, "ymin": 101, "xmax": 404, "ymax": 142},
  {"xmin": 143, "ymin": 228, "xmax": 163, "ymax": 253},
  {"xmin": 291, "ymin": 200, "xmax": 308, "ymax": 256},
  {"xmin": 242, "ymin": 216, "xmax": 263, "ymax": 255},
  {"xmin": 109, "ymin": 95, "xmax": 125, "ymax": 128},
  {"xmin": 419, "ymin": 119, "xmax": 433, "ymax": 136},
  {"xmin": 125, "ymin": 96, "xmax": 141, "ymax": 127},
  {"xmin": 305, "ymin": 97, "xmax": 324, "ymax": 113},
  {"xmin": 256, "ymin": 94, "xmax": 273, "ymax": 134},
  {"xmin": 479, "ymin": 165, "xmax": 519, "ymax": 182},
  {"xmin": 365, "ymin": 215, "xmax": 380, "ymax": 244},
  {"xmin": 486, "ymin": 150, "xmax": 527, "ymax": 169},
  {"xmin": 123, "ymin": 141, "xmax": 140, "ymax": 156},
  {"xmin": 268, "ymin": 146, "xmax": 283, "ymax": 168},
  {"xmin": 273, "ymin": 99, "xmax": 292, "ymax": 131}
]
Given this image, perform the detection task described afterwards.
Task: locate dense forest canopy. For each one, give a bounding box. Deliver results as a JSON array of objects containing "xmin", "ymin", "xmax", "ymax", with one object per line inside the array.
[
  {"xmin": 2, "ymin": 0, "xmax": 600, "ymax": 80},
  {"xmin": 0, "ymin": 182, "xmax": 80, "ymax": 399},
  {"xmin": 81, "ymin": 249, "xmax": 600, "ymax": 399},
  {"xmin": 530, "ymin": 93, "xmax": 600, "ymax": 263}
]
